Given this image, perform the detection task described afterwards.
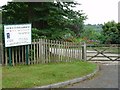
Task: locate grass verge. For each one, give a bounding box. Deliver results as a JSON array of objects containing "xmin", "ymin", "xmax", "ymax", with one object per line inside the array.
[
  {"xmin": 0, "ymin": 66, "xmax": 2, "ymax": 89},
  {"xmin": 2, "ymin": 61, "xmax": 97, "ymax": 88}
]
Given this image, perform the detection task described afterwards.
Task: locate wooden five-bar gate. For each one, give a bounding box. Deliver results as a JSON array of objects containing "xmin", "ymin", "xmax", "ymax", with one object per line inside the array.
[{"xmin": 86, "ymin": 44, "xmax": 120, "ymax": 61}]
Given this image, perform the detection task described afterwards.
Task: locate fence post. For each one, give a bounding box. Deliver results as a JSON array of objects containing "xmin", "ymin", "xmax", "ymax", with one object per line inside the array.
[
  {"xmin": 12, "ymin": 48, "xmax": 14, "ymax": 66},
  {"xmin": 0, "ymin": 42, "xmax": 4, "ymax": 65},
  {"xmin": 82, "ymin": 42, "xmax": 87, "ymax": 60},
  {"xmin": 26, "ymin": 45, "xmax": 29, "ymax": 65},
  {"xmin": 8, "ymin": 48, "xmax": 12, "ymax": 66}
]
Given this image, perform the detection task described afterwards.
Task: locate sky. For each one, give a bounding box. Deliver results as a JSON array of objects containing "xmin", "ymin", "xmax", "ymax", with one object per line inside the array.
[
  {"xmin": 0, "ymin": 0, "xmax": 119, "ymax": 24},
  {"xmin": 74, "ymin": 0, "xmax": 119, "ymax": 24}
]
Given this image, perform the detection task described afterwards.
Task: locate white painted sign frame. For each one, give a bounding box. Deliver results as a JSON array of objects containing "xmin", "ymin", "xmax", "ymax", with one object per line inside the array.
[{"xmin": 4, "ymin": 24, "xmax": 32, "ymax": 47}]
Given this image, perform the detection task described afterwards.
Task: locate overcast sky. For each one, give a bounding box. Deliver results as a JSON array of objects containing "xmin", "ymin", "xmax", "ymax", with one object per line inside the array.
[
  {"xmin": 0, "ymin": 0, "xmax": 119, "ymax": 24},
  {"xmin": 75, "ymin": 0, "xmax": 119, "ymax": 24}
]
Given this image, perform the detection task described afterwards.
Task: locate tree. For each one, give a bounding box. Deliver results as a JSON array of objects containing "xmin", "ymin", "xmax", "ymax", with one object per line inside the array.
[
  {"xmin": 102, "ymin": 21, "xmax": 120, "ymax": 44},
  {"xmin": 1, "ymin": 1, "xmax": 86, "ymax": 40},
  {"xmin": 80, "ymin": 24, "xmax": 103, "ymax": 42}
]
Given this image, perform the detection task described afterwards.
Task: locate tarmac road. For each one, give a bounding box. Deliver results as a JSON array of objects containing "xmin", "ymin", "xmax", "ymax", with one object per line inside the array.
[{"xmin": 66, "ymin": 63, "xmax": 119, "ymax": 88}]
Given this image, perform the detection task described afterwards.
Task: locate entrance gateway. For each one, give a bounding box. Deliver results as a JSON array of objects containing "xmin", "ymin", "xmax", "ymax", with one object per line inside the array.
[{"xmin": 86, "ymin": 44, "xmax": 120, "ymax": 61}]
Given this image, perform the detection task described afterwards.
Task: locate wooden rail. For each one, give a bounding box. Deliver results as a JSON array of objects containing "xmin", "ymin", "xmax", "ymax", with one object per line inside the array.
[{"xmin": 86, "ymin": 44, "xmax": 120, "ymax": 61}]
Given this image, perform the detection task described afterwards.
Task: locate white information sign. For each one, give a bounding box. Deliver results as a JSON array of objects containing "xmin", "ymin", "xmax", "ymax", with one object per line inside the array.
[{"xmin": 4, "ymin": 24, "xmax": 31, "ymax": 47}]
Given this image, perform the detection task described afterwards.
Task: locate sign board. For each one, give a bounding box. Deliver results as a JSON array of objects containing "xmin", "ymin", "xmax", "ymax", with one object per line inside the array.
[{"xmin": 4, "ymin": 24, "xmax": 31, "ymax": 47}]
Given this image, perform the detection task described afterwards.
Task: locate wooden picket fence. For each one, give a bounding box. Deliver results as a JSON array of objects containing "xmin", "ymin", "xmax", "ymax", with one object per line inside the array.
[{"xmin": 2, "ymin": 39, "xmax": 86, "ymax": 66}]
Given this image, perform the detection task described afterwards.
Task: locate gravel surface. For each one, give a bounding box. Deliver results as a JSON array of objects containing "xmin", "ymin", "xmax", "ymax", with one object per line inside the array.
[{"xmin": 66, "ymin": 63, "xmax": 119, "ymax": 88}]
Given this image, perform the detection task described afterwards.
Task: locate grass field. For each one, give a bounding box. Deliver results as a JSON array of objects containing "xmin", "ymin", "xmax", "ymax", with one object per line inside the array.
[{"xmin": 2, "ymin": 61, "xmax": 97, "ymax": 88}]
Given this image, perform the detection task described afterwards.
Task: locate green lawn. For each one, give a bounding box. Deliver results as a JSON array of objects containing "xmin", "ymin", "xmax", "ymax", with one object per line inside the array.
[{"xmin": 2, "ymin": 61, "xmax": 97, "ymax": 88}]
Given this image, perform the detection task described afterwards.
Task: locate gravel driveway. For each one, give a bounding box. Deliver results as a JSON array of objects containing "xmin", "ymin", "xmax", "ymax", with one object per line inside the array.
[{"xmin": 66, "ymin": 62, "xmax": 119, "ymax": 88}]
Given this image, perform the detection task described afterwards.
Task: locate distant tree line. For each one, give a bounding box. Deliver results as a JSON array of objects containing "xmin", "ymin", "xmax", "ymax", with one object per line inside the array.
[
  {"xmin": 102, "ymin": 21, "xmax": 120, "ymax": 44},
  {"xmin": 79, "ymin": 21, "xmax": 120, "ymax": 44}
]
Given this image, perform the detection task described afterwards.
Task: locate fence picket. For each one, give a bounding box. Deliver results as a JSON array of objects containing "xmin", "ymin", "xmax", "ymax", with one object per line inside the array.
[
  {"xmin": 59, "ymin": 41, "xmax": 61, "ymax": 62},
  {"xmin": 66, "ymin": 42, "xmax": 69, "ymax": 62},
  {"xmin": 45, "ymin": 39, "xmax": 48, "ymax": 63},
  {"xmin": 72, "ymin": 43, "xmax": 74, "ymax": 59},
  {"xmin": 49, "ymin": 40, "xmax": 51, "ymax": 62},
  {"xmin": 19, "ymin": 47, "xmax": 21, "ymax": 64},
  {"xmin": 44, "ymin": 39, "xmax": 46, "ymax": 63},
  {"xmin": 5, "ymin": 48, "xmax": 8, "ymax": 66},
  {"xmin": 80, "ymin": 43, "xmax": 81, "ymax": 59},
  {"xmin": 33, "ymin": 39, "xmax": 36, "ymax": 64},
  {"xmin": 15, "ymin": 47, "xmax": 17, "ymax": 65},
  {"xmin": 30, "ymin": 43, "xmax": 33, "ymax": 64},
  {"xmin": 58, "ymin": 41, "xmax": 60, "ymax": 62},
  {"xmin": 68, "ymin": 42, "xmax": 70, "ymax": 62},
  {"xmin": 12, "ymin": 48, "xmax": 14, "ymax": 66},
  {"xmin": 38, "ymin": 39, "xmax": 40, "ymax": 63},
  {"xmin": 28, "ymin": 45, "xmax": 30, "ymax": 65},
  {"xmin": 22, "ymin": 46, "xmax": 24, "ymax": 64},
  {"xmin": 41, "ymin": 39, "xmax": 44, "ymax": 63},
  {"xmin": 71, "ymin": 42, "xmax": 73, "ymax": 60},
  {"xmin": 36, "ymin": 39, "xmax": 38, "ymax": 64},
  {"xmin": 3, "ymin": 38, "xmax": 86, "ymax": 66},
  {"xmin": 71, "ymin": 43, "xmax": 73, "ymax": 59},
  {"xmin": 40, "ymin": 39, "xmax": 42, "ymax": 63},
  {"xmin": 61, "ymin": 41, "xmax": 64, "ymax": 62},
  {"xmin": 48, "ymin": 40, "xmax": 50, "ymax": 63}
]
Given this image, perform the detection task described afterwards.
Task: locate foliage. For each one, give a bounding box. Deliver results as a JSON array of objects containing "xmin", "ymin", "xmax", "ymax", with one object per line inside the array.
[
  {"xmin": 1, "ymin": 2, "xmax": 87, "ymax": 40},
  {"xmin": 80, "ymin": 24, "xmax": 103, "ymax": 44},
  {"xmin": 102, "ymin": 21, "xmax": 120, "ymax": 44},
  {"xmin": 32, "ymin": 28, "xmax": 41, "ymax": 39}
]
